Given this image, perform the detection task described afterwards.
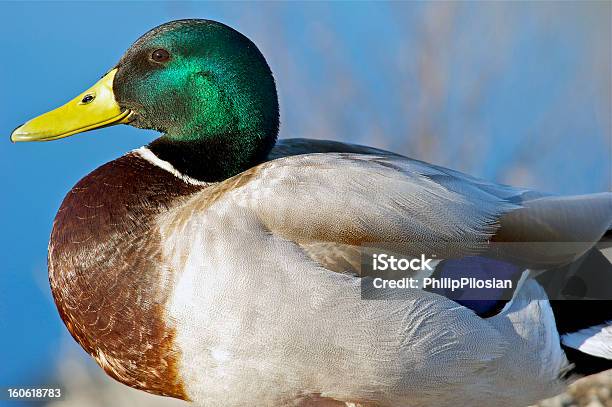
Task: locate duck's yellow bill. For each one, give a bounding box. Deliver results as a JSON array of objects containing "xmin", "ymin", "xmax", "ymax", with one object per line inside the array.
[{"xmin": 11, "ymin": 68, "xmax": 131, "ymax": 142}]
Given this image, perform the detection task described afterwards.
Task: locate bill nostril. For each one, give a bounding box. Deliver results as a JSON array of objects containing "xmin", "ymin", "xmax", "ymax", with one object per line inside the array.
[{"xmin": 81, "ymin": 94, "xmax": 95, "ymax": 104}]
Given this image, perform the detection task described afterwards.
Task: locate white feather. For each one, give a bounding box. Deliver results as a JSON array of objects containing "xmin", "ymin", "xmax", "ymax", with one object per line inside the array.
[
  {"xmin": 562, "ymin": 323, "xmax": 612, "ymax": 360},
  {"xmin": 133, "ymin": 146, "xmax": 209, "ymax": 186}
]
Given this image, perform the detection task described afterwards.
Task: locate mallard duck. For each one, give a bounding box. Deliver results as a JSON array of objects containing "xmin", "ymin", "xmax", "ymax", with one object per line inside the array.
[{"xmin": 11, "ymin": 19, "xmax": 612, "ymax": 407}]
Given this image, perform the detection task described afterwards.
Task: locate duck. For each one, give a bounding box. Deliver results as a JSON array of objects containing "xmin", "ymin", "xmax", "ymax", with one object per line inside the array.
[{"xmin": 11, "ymin": 19, "xmax": 612, "ymax": 407}]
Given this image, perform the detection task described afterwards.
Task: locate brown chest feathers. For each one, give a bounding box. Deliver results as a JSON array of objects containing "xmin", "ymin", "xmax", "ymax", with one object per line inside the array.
[{"xmin": 48, "ymin": 152, "xmax": 201, "ymax": 399}]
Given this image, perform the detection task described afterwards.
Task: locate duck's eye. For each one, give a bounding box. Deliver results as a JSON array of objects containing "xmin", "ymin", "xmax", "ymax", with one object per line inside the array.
[{"xmin": 151, "ymin": 49, "xmax": 170, "ymax": 63}]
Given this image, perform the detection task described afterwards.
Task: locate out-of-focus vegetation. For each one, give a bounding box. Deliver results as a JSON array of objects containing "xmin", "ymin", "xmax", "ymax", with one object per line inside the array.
[{"xmin": 536, "ymin": 372, "xmax": 612, "ymax": 407}]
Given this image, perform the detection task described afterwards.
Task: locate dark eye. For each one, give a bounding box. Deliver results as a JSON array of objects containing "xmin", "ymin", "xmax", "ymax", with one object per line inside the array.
[{"xmin": 151, "ymin": 49, "xmax": 170, "ymax": 63}]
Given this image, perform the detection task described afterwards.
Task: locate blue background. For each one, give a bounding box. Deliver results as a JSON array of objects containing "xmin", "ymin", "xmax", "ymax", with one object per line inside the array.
[{"xmin": 0, "ymin": 1, "xmax": 610, "ymax": 402}]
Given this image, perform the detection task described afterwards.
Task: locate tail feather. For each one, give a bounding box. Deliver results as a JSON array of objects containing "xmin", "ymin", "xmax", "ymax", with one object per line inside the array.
[{"xmin": 539, "ymin": 247, "xmax": 612, "ymax": 377}]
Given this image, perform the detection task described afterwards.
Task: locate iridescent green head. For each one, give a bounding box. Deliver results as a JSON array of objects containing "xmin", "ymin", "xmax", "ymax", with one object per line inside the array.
[{"xmin": 11, "ymin": 19, "xmax": 280, "ymax": 181}]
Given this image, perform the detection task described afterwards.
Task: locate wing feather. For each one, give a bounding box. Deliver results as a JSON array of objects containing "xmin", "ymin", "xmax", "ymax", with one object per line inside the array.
[{"xmin": 196, "ymin": 139, "xmax": 610, "ymax": 272}]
